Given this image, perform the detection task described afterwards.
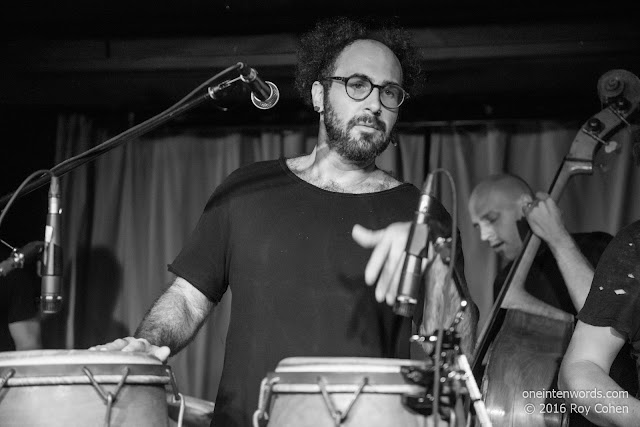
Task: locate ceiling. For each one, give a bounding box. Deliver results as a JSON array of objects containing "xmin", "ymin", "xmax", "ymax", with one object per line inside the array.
[{"xmin": 2, "ymin": 1, "xmax": 640, "ymax": 124}]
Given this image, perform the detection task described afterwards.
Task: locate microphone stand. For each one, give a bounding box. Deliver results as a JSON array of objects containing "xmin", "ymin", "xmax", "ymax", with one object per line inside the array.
[
  {"xmin": 404, "ymin": 169, "xmax": 491, "ymax": 427},
  {"xmin": 0, "ymin": 63, "xmax": 245, "ymax": 210},
  {"xmin": 410, "ymin": 301, "xmax": 492, "ymax": 427}
]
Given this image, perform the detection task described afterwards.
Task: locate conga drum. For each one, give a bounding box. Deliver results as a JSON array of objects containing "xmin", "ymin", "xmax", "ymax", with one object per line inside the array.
[
  {"xmin": 253, "ymin": 357, "xmax": 434, "ymax": 427},
  {"xmin": 0, "ymin": 349, "xmax": 175, "ymax": 426}
]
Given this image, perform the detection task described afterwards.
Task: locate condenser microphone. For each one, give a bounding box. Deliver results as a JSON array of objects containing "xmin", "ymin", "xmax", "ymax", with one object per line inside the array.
[
  {"xmin": 41, "ymin": 175, "xmax": 63, "ymax": 313},
  {"xmin": 238, "ymin": 62, "xmax": 280, "ymax": 110},
  {"xmin": 393, "ymin": 173, "xmax": 435, "ymax": 317}
]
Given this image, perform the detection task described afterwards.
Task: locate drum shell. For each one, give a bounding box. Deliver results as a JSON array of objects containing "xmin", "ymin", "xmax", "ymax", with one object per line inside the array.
[{"xmin": 0, "ymin": 350, "xmax": 171, "ymax": 427}]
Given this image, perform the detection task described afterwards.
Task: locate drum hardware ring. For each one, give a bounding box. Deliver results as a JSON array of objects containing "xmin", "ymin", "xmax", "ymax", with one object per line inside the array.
[
  {"xmin": 253, "ymin": 376, "xmax": 280, "ymax": 427},
  {"xmin": 317, "ymin": 375, "xmax": 368, "ymax": 427},
  {"xmin": 83, "ymin": 366, "xmax": 130, "ymax": 427},
  {"xmin": 0, "ymin": 368, "xmax": 15, "ymax": 391},
  {"xmin": 166, "ymin": 367, "xmax": 186, "ymax": 427},
  {"xmin": 172, "ymin": 392, "xmax": 186, "ymax": 427}
]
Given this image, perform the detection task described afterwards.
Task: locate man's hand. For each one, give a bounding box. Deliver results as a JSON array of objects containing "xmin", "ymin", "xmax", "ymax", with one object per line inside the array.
[
  {"xmin": 522, "ymin": 192, "xmax": 571, "ymax": 248},
  {"xmin": 89, "ymin": 337, "xmax": 171, "ymax": 362},
  {"xmin": 352, "ymin": 222, "xmax": 412, "ymax": 305}
]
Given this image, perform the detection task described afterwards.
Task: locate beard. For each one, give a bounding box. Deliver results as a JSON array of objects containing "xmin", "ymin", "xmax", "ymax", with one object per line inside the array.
[{"xmin": 323, "ymin": 99, "xmax": 393, "ymax": 163}]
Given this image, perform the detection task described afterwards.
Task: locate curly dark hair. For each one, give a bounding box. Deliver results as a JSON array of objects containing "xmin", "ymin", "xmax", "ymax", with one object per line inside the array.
[{"xmin": 294, "ymin": 16, "xmax": 424, "ymax": 106}]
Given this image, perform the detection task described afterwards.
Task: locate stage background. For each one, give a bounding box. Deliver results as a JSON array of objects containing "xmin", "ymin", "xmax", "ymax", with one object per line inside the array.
[{"xmin": 1, "ymin": 5, "xmax": 639, "ymax": 401}]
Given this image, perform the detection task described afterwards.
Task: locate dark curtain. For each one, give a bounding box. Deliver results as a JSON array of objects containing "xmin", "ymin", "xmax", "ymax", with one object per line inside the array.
[{"xmin": 54, "ymin": 114, "xmax": 640, "ymax": 401}]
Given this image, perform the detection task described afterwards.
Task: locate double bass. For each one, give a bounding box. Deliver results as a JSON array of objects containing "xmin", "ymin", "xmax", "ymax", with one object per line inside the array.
[{"xmin": 472, "ymin": 69, "xmax": 640, "ymax": 426}]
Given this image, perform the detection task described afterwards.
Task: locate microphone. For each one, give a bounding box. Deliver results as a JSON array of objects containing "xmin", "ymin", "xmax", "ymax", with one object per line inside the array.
[
  {"xmin": 41, "ymin": 176, "xmax": 63, "ymax": 313},
  {"xmin": 0, "ymin": 241, "xmax": 44, "ymax": 276},
  {"xmin": 394, "ymin": 173, "xmax": 435, "ymax": 317},
  {"xmin": 238, "ymin": 63, "xmax": 280, "ymax": 110}
]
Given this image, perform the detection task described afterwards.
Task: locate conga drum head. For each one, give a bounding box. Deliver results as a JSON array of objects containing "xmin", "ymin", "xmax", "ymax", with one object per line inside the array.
[
  {"xmin": 254, "ymin": 357, "xmax": 434, "ymax": 427},
  {"xmin": 0, "ymin": 349, "xmax": 172, "ymax": 426}
]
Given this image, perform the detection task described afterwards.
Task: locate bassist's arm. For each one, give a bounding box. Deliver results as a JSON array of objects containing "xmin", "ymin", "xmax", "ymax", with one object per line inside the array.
[{"xmin": 525, "ymin": 192, "xmax": 593, "ymax": 311}]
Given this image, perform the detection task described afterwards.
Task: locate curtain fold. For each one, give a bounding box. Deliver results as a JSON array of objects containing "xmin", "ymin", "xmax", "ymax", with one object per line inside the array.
[{"xmin": 55, "ymin": 114, "xmax": 640, "ymax": 401}]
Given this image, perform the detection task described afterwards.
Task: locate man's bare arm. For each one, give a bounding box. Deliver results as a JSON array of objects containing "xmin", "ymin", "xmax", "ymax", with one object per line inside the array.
[
  {"xmin": 525, "ymin": 192, "xmax": 593, "ymax": 311},
  {"xmin": 135, "ymin": 276, "xmax": 213, "ymax": 354},
  {"xmin": 90, "ymin": 276, "xmax": 213, "ymax": 361},
  {"xmin": 545, "ymin": 235, "xmax": 593, "ymax": 310},
  {"xmin": 420, "ymin": 254, "xmax": 478, "ymax": 359},
  {"xmin": 559, "ymin": 321, "xmax": 640, "ymax": 426}
]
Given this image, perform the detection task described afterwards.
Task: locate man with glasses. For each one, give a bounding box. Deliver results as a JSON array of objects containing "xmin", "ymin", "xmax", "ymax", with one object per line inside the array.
[
  {"xmin": 323, "ymin": 75, "xmax": 407, "ymax": 109},
  {"xmin": 93, "ymin": 16, "xmax": 478, "ymax": 426}
]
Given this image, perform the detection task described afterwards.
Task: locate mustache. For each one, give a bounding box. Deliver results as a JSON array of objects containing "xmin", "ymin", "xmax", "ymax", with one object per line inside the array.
[{"xmin": 348, "ymin": 115, "xmax": 386, "ymax": 132}]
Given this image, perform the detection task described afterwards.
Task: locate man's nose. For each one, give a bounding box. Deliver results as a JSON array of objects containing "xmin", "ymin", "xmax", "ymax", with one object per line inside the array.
[
  {"xmin": 364, "ymin": 87, "xmax": 382, "ymax": 114},
  {"xmin": 479, "ymin": 225, "xmax": 494, "ymax": 241}
]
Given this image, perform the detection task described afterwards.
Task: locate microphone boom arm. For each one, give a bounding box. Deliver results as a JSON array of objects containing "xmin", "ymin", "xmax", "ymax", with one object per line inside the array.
[{"xmin": 0, "ymin": 63, "xmax": 247, "ymax": 210}]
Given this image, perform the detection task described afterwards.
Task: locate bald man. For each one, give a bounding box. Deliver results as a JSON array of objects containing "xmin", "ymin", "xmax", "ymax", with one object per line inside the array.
[
  {"xmin": 469, "ymin": 174, "xmax": 637, "ymax": 425},
  {"xmin": 469, "ymin": 174, "xmax": 609, "ymax": 319}
]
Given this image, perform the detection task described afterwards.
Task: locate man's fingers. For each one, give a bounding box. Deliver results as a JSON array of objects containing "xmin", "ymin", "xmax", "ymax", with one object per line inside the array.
[
  {"xmin": 121, "ymin": 339, "xmax": 152, "ymax": 353},
  {"xmin": 355, "ymin": 222, "xmax": 412, "ymax": 304},
  {"xmin": 385, "ymin": 252, "xmax": 405, "ymax": 306},
  {"xmin": 352, "ymin": 224, "xmax": 384, "ymax": 248},
  {"xmin": 365, "ymin": 237, "xmax": 392, "ymax": 286},
  {"xmin": 377, "ymin": 234, "xmax": 406, "ymax": 304},
  {"xmin": 89, "ymin": 337, "xmax": 135, "ymax": 351},
  {"xmin": 151, "ymin": 346, "xmax": 171, "ymax": 362},
  {"xmin": 535, "ymin": 191, "xmax": 550, "ymax": 201},
  {"xmin": 89, "ymin": 337, "xmax": 156, "ymax": 354}
]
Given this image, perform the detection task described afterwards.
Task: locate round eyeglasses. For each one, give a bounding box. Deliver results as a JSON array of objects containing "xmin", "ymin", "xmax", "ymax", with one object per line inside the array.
[{"xmin": 323, "ymin": 75, "xmax": 408, "ymax": 109}]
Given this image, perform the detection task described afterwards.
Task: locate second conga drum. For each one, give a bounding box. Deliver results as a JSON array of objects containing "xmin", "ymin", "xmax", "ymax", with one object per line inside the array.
[
  {"xmin": 253, "ymin": 357, "xmax": 434, "ymax": 427},
  {"xmin": 0, "ymin": 349, "xmax": 173, "ymax": 427}
]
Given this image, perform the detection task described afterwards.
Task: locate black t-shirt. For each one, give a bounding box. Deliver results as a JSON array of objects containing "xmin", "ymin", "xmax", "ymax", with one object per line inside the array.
[
  {"xmin": 493, "ymin": 232, "xmax": 612, "ymax": 315},
  {"xmin": 169, "ymin": 158, "xmax": 421, "ymax": 427},
  {"xmin": 0, "ymin": 268, "xmax": 39, "ymax": 351},
  {"xmin": 579, "ymin": 220, "xmax": 640, "ymax": 394}
]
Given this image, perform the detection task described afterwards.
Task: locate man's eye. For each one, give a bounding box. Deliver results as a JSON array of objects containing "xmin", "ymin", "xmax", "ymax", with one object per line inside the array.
[{"xmin": 384, "ymin": 88, "xmax": 398, "ymax": 99}]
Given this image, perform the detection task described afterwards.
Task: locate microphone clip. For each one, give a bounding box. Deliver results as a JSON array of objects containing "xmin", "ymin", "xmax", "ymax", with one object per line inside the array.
[
  {"xmin": 433, "ymin": 236, "xmax": 452, "ymax": 265},
  {"xmin": 0, "ymin": 241, "xmax": 45, "ymax": 277}
]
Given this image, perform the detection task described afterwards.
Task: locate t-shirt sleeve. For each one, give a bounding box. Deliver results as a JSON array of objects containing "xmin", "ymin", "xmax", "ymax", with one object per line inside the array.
[
  {"xmin": 578, "ymin": 225, "xmax": 640, "ymax": 343},
  {"xmin": 168, "ymin": 184, "xmax": 231, "ymax": 304},
  {"xmin": 5, "ymin": 269, "xmax": 39, "ymax": 323}
]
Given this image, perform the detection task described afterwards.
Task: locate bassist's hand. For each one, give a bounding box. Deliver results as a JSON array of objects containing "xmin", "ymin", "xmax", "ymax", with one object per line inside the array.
[{"xmin": 523, "ymin": 192, "xmax": 572, "ymax": 249}]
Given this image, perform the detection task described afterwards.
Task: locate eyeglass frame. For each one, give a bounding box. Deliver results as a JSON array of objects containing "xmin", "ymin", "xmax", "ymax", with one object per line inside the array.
[{"xmin": 322, "ymin": 74, "xmax": 409, "ymax": 109}]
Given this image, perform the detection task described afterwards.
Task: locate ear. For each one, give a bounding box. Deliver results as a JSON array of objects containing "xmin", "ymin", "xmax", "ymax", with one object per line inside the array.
[
  {"xmin": 516, "ymin": 193, "xmax": 534, "ymax": 216},
  {"xmin": 311, "ymin": 81, "xmax": 324, "ymax": 113}
]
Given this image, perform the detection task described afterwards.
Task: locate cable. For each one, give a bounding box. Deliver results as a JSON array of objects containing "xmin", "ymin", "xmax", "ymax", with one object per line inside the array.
[{"xmin": 0, "ymin": 169, "xmax": 54, "ymax": 232}]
